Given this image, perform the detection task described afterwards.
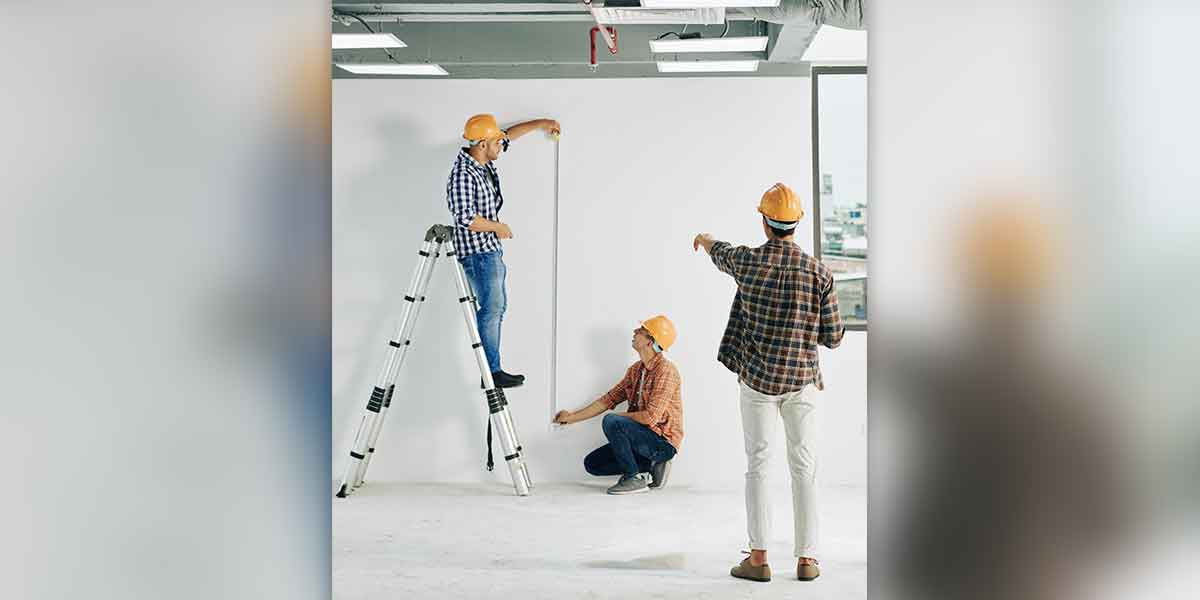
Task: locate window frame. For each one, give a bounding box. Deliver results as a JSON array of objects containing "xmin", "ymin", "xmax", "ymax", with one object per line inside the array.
[{"xmin": 810, "ymin": 65, "xmax": 869, "ymax": 331}]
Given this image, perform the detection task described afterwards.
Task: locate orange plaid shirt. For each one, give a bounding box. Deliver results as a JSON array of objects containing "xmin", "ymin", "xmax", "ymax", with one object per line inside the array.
[{"xmin": 598, "ymin": 353, "xmax": 684, "ymax": 450}]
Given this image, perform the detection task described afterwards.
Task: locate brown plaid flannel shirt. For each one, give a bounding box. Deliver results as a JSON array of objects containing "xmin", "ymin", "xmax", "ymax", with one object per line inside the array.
[
  {"xmin": 710, "ymin": 239, "xmax": 845, "ymax": 395},
  {"xmin": 598, "ymin": 353, "xmax": 684, "ymax": 449}
]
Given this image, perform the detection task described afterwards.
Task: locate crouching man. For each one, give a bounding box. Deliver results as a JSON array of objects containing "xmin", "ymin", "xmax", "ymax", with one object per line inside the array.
[{"xmin": 554, "ymin": 316, "xmax": 684, "ymax": 495}]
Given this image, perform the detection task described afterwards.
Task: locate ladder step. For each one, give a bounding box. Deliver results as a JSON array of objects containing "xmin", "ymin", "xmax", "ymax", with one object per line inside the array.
[{"xmin": 366, "ymin": 386, "xmax": 387, "ymax": 413}]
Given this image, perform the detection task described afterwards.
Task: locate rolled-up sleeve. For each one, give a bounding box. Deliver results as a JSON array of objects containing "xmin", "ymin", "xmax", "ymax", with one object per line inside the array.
[{"xmin": 446, "ymin": 167, "xmax": 478, "ymax": 229}]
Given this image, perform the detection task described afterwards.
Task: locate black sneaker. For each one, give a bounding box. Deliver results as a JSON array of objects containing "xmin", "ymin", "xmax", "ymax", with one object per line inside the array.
[
  {"xmin": 490, "ymin": 370, "xmax": 524, "ymax": 389},
  {"xmin": 649, "ymin": 458, "xmax": 673, "ymax": 489}
]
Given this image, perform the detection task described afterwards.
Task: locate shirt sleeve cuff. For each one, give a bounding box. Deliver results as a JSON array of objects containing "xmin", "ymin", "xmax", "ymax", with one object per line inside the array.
[{"xmin": 709, "ymin": 241, "xmax": 729, "ymax": 263}]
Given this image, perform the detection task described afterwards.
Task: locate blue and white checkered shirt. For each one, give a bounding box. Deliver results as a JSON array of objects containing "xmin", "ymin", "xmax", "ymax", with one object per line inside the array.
[{"xmin": 446, "ymin": 149, "xmax": 504, "ymax": 258}]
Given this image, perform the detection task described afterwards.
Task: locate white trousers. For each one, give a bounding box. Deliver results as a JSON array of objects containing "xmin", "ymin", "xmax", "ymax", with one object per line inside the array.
[{"xmin": 739, "ymin": 380, "xmax": 818, "ymax": 558}]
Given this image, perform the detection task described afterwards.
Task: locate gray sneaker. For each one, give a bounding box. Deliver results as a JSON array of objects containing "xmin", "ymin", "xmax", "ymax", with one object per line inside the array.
[
  {"xmin": 649, "ymin": 459, "xmax": 673, "ymax": 490},
  {"xmin": 607, "ymin": 474, "xmax": 649, "ymax": 495}
]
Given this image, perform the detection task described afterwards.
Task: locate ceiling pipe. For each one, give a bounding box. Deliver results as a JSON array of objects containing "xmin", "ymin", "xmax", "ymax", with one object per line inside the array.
[
  {"xmin": 582, "ymin": 0, "xmax": 617, "ymax": 52},
  {"xmin": 589, "ymin": 25, "xmax": 618, "ymax": 72},
  {"xmin": 739, "ymin": 0, "xmax": 865, "ymax": 29}
]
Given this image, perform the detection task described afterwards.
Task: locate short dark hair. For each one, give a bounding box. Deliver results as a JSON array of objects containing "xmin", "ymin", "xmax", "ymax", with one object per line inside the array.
[{"xmin": 764, "ymin": 216, "xmax": 798, "ymax": 238}]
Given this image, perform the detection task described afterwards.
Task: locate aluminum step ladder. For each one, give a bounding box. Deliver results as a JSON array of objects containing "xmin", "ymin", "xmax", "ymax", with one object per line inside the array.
[{"xmin": 335, "ymin": 224, "xmax": 533, "ymax": 497}]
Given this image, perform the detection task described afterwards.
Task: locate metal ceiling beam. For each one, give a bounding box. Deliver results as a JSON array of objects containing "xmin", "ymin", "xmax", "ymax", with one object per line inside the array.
[
  {"xmin": 329, "ymin": 4, "xmax": 823, "ymax": 79},
  {"xmin": 330, "ymin": 20, "xmax": 809, "ymax": 79},
  {"xmin": 333, "ymin": 62, "xmax": 809, "ymax": 79},
  {"xmin": 333, "ymin": 1, "xmax": 584, "ymax": 11},
  {"xmin": 336, "ymin": 12, "xmax": 759, "ymax": 23},
  {"xmin": 332, "ymin": 1, "xmax": 761, "ymax": 22},
  {"xmin": 333, "ymin": 21, "xmax": 762, "ymax": 63}
]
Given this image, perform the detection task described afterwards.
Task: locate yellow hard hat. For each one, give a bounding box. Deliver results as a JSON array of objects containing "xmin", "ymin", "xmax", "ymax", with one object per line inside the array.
[
  {"xmin": 463, "ymin": 114, "xmax": 506, "ymax": 142},
  {"xmin": 757, "ymin": 182, "xmax": 804, "ymax": 222},
  {"xmin": 640, "ymin": 315, "xmax": 677, "ymax": 352}
]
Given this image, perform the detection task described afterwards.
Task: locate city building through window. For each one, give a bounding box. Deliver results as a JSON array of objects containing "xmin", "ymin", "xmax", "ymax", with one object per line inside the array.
[{"xmin": 812, "ymin": 67, "xmax": 868, "ymax": 328}]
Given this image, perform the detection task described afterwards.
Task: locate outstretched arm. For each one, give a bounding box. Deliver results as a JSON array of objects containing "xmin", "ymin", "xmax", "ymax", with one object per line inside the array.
[
  {"xmin": 506, "ymin": 118, "xmax": 561, "ymax": 141},
  {"xmin": 696, "ymin": 233, "xmax": 748, "ymax": 279},
  {"xmin": 555, "ymin": 366, "xmax": 632, "ymax": 424},
  {"xmin": 554, "ymin": 399, "xmax": 608, "ymax": 425}
]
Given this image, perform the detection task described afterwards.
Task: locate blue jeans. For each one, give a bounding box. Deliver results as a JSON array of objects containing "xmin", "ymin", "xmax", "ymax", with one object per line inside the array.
[
  {"xmin": 459, "ymin": 249, "xmax": 506, "ymax": 372},
  {"xmin": 584, "ymin": 414, "xmax": 677, "ymax": 477}
]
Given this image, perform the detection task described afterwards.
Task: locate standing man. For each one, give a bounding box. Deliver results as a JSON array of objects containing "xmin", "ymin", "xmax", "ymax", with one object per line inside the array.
[
  {"xmin": 447, "ymin": 114, "xmax": 560, "ymax": 389},
  {"xmin": 554, "ymin": 316, "xmax": 683, "ymax": 495},
  {"xmin": 693, "ymin": 182, "xmax": 845, "ymax": 583}
]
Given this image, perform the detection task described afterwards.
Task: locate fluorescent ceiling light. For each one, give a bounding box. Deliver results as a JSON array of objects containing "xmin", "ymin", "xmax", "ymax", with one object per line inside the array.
[
  {"xmin": 335, "ymin": 63, "xmax": 448, "ymax": 76},
  {"xmin": 642, "ymin": 0, "xmax": 780, "ymax": 7},
  {"xmin": 332, "ymin": 33, "xmax": 406, "ymax": 50},
  {"xmin": 649, "ymin": 36, "xmax": 768, "ymax": 54},
  {"xmin": 657, "ymin": 60, "xmax": 759, "ymax": 73}
]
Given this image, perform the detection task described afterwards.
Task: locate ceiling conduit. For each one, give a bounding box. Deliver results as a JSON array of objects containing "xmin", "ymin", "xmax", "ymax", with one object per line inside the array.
[{"xmin": 739, "ymin": 0, "xmax": 866, "ymax": 29}]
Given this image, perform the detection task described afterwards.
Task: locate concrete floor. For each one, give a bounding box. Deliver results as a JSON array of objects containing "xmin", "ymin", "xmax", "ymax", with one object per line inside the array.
[{"xmin": 333, "ymin": 480, "xmax": 866, "ymax": 599}]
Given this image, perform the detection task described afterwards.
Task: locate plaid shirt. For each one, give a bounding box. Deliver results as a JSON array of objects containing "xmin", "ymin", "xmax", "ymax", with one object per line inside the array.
[
  {"xmin": 710, "ymin": 239, "xmax": 845, "ymax": 395},
  {"xmin": 446, "ymin": 149, "xmax": 504, "ymax": 258},
  {"xmin": 599, "ymin": 353, "xmax": 684, "ymax": 449}
]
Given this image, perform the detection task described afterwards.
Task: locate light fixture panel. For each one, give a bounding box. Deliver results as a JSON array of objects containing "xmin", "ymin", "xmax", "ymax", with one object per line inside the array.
[
  {"xmin": 649, "ymin": 36, "xmax": 769, "ymax": 54},
  {"xmin": 332, "ymin": 33, "xmax": 406, "ymax": 50},
  {"xmin": 335, "ymin": 63, "xmax": 448, "ymax": 76},
  {"xmin": 641, "ymin": 0, "xmax": 780, "ymax": 8},
  {"xmin": 656, "ymin": 60, "xmax": 760, "ymax": 73}
]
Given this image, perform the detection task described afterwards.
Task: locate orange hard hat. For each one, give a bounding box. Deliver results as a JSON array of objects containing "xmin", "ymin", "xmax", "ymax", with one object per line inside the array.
[
  {"xmin": 757, "ymin": 182, "xmax": 804, "ymax": 222},
  {"xmin": 463, "ymin": 114, "xmax": 506, "ymax": 142},
  {"xmin": 640, "ymin": 315, "xmax": 677, "ymax": 352}
]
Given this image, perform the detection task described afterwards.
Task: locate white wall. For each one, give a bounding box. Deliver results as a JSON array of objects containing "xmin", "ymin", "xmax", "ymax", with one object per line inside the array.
[{"xmin": 334, "ymin": 78, "xmax": 866, "ymax": 488}]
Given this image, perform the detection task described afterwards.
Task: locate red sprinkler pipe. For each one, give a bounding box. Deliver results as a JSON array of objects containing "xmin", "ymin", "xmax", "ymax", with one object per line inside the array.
[
  {"xmin": 583, "ymin": 0, "xmax": 616, "ymax": 53},
  {"xmin": 590, "ymin": 26, "xmax": 618, "ymax": 71}
]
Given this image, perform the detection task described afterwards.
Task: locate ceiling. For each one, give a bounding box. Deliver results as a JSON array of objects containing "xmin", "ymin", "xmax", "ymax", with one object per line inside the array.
[{"xmin": 330, "ymin": 1, "xmax": 865, "ymax": 79}]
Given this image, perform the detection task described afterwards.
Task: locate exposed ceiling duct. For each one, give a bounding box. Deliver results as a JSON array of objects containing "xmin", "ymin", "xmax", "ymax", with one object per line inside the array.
[
  {"xmin": 592, "ymin": 7, "xmax": 725, "ymax": 25},
  {"xmin": 331, "ymin": 2, "xmax": 752, "ymax": 23},
  {"xmin": 741, "ymin": 0, "xmax": 865, "ymax": 64},
  {"xmin": 740, "ymin": 0, "xmax": 865, "ymax": 29},
  {"xmin": 329, "ymin": 1, "xmax": 864, "ymax": 78}
]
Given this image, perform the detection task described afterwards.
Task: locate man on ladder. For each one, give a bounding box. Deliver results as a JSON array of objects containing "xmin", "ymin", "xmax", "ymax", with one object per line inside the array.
[{"xmin": 447, "ymin": 113, "xmax": 561, "ymax": 389}]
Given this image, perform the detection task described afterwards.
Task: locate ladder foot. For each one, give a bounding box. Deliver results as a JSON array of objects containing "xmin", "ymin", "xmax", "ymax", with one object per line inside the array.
[{"xmin": 335, "ymin": 484, "xmax": 349, "ymax": 498}]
